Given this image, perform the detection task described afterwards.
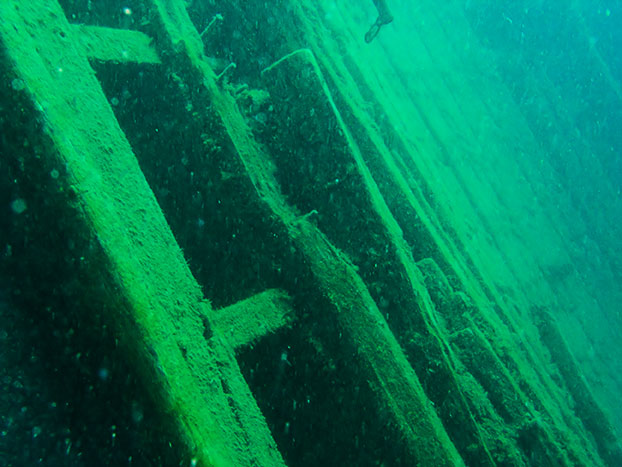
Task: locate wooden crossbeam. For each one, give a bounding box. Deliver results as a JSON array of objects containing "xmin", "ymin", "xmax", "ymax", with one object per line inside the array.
[
  {"xmin": 212, "ymin": 289, "xmax": 293, "ymax": 350},
  {"xmin": 72, "ymin": 25, "xmax": 161, "ymax": 64}
]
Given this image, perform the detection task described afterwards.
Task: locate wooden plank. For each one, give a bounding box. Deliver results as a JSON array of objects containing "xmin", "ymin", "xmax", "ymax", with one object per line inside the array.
[
  {"xmin": 282, "ymin": 2, "xmax": 609, "ymax": 464},
  {"xmin": 533, "ymin": 307, "xmax": 622, "ymax": 466}
]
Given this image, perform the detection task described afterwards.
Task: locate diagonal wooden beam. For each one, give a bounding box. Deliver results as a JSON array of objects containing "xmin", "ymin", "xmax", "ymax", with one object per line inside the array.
[{"xmin": 0, "ymin": 2, "xmax": 284, "ymax": 466}]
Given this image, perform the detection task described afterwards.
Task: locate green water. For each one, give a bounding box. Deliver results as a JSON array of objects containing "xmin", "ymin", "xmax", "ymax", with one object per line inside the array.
[{"xmin": 1, "ymin": 0, "xmax": 620, "ymax": 465}]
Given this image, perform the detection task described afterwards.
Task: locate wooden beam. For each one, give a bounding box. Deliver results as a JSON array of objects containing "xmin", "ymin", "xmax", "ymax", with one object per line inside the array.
[
  {"xmin": 0, "ymin": 2, "xmax": 283, "ymax": 466},
  {"xmin": 72, "ymin": 25, "xmax": 161, "ymax": 64},
  {"xmin": 212, "ymin": 289, "xmax": 294, "ymax": 350}
]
